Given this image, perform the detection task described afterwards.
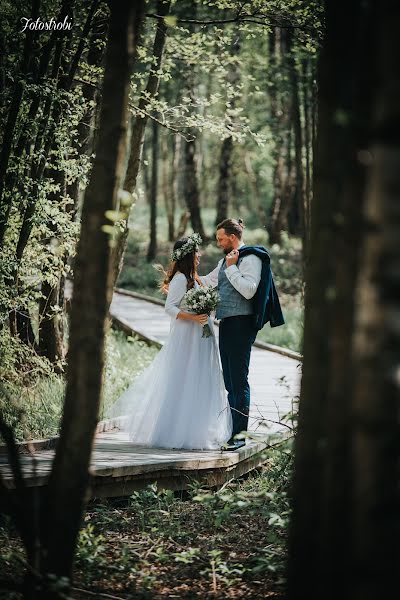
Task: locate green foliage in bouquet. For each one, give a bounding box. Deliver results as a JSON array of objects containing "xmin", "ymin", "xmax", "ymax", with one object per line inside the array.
[{"xmin": 184, "ymin": 286, "xmax": 220, "ymax": 338}]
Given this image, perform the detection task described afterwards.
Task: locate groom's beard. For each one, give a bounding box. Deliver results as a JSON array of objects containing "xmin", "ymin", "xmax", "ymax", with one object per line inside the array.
[{"xmin": 223, "ymin": 245, "xmax": 234, "ymax": 255}]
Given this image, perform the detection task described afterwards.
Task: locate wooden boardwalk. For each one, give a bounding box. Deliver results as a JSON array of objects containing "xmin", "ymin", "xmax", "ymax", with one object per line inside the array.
[
  {"xmin": 0, "ymin": 432, "xmax": 285, "ymax": 497},
  {"xmin": 1, "ymin": 288, "xmax": 302, "ymax": 497},
  {"xmin": 111, "ymin": 290, "xmax": 302, "ymax": 436}
]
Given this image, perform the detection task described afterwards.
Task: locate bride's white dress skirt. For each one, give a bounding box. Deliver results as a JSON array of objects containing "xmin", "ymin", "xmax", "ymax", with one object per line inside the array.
[{"xmin": 110, "ymin": 274, "xmax": 232, "ymax": 450}]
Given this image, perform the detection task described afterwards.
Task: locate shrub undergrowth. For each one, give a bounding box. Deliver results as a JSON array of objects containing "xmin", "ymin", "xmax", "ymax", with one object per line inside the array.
[{"xmin": 0, "ymin": 329, "xmax": 158, "ymax": 441}]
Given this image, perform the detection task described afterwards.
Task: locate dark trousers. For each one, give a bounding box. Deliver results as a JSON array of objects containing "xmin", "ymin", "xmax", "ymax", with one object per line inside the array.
[{"xmin": 219, "ymin": 315, "xmax": 257, "ymax": 437}]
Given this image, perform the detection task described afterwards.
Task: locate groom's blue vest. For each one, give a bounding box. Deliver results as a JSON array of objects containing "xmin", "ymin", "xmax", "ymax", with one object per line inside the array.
[{"xmin": 216, "ymin": 258, "xmax": 254, "ymax": 320}]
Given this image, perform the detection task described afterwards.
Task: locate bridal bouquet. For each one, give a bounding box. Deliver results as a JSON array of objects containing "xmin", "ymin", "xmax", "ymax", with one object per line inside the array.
[{"xmin": 184, "ymin": 286, "xmax": 220, "ymax": 338}]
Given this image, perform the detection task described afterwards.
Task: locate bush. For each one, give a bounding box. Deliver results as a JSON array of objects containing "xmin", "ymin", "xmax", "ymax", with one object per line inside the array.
[
  {"xmin": 269, "ymin": 232, "xmax": 303, "ymax": 297},
  {"xmin": 257, "ymin": 302, "xmax": 303, "ymax": 353},
  {"xmin": 102, "ymin": 330, "xmax": 158, "ymax": 417},
  {"xmin": 116, "ymin": 259, "xmax": 162, "ymax": 296},
  {"xmin": 0, "ymin": 329, "xmax": 159, "ymax": 441}
]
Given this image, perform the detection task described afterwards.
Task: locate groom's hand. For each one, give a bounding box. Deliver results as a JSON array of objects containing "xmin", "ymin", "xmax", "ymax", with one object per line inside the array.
[{"xmin": 226, "ymin": 249, "xmax": 239, "ymax": 267}]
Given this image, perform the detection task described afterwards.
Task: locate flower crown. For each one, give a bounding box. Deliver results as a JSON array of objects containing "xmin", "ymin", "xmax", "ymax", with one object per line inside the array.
[{"xmin": 171, "ymin": 233, "xmax": 202, "ymax": 262}]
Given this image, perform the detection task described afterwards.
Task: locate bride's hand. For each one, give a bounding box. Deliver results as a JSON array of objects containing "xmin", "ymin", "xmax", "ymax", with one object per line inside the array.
[{"xmin": 192, "ymin": 313, "xmax": 208, "ymax": 325}]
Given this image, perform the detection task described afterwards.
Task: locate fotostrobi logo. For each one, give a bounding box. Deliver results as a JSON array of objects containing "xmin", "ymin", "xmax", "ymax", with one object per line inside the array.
[{"xmin": 21, "ymin": 15, "xmax": 73, "ymax": 32}]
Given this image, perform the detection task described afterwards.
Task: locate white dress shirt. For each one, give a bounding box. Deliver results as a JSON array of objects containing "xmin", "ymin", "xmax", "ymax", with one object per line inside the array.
[{"xmin": 200, "ymin": 243, "xmax": 262, "ymax": 300}]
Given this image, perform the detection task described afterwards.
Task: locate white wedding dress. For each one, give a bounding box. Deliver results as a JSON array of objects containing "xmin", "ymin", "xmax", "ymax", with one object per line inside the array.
[{"xmin": 110, "ymin": 273, "xmax": 232, "ymax": 450}]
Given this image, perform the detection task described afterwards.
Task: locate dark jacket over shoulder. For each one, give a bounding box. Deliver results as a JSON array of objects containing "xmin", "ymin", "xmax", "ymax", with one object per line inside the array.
[{"xmin": 238, "ymin": 245, "xmax": 285, "ymax": 330}]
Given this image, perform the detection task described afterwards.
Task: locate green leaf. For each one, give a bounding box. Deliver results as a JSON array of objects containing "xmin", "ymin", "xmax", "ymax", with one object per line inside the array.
[
  {"xmin": 164, "ymin": 15, "xmax": 178, "ymax": 27},
  {"xmin": 101, "ymin": 224, "xmax": 115, "ymax": 235},
  {"xmin": 105, "ymin": 210, "xmax": 125, "ymax": 222}
]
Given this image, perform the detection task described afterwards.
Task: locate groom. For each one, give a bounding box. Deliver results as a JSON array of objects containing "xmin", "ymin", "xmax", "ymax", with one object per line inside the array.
[{"xmin": 201, "ymin": 218, "xmax": 284, "ymax": 449}]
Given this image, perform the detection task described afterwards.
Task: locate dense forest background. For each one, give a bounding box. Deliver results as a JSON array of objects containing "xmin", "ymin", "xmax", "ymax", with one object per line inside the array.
[{"xmin": 0, "ymin": 0, "xmax": 321, "ymax": 383}]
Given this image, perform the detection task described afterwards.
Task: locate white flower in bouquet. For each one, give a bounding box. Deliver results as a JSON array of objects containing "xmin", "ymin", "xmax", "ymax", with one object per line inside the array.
[{"xmin": 184, "ymin": 286, "xmax": 220, "ymax": 338}]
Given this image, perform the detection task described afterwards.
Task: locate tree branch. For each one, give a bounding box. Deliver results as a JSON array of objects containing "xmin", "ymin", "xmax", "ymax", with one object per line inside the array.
[
  {"xmin": 129, "ymin": 104, "xmax": 195, "ymax": 141},
  {"xmin": 66, "ymin": 0, "xmax": 100, "ymax": 89},
  {"xmin": 145, "ymin": 12, "xmax": 315, "ymax": 31}
]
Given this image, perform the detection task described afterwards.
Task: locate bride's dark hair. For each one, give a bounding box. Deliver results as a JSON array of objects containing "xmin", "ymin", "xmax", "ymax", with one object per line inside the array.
[{"xmin": 157, "ymin": 238, "xmax": 197, "ymax": 293}]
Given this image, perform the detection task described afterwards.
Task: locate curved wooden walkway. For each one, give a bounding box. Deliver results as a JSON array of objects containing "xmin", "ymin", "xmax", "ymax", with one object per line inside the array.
[{"xmin": 1, "ymin": 288, "xmax": 302, "ymax": 497}]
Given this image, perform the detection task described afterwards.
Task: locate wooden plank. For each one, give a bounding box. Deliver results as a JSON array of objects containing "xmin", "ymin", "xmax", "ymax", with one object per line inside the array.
[
  {"xmin": 0, "ymin": 433, "xmax": 275, "ymax": 490},
  {"xmin": 90, "ymin": 446, "xmax": 273, "ymax": 497}
]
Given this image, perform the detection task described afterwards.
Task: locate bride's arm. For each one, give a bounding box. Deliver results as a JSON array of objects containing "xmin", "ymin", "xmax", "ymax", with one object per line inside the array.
[
  {"xmin": 177, "ymin": 311, "xmax": 208, "ymax": 324},
  {"xmin": 165, "ymin": 275, "xmax": 208, "ymax": 324}
]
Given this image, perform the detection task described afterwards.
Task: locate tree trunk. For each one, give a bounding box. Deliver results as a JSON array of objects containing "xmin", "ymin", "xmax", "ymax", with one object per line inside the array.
[
  {"xmin": 311, "ymin": 58, "xmax": 318, "ymax": 153},
  {"xmin": 39, "ymin": 3, "xmax": 144, "ymax": 595},
  {"xmin": 267, "ymin": 27, "xmax": 293, "ymax": 245},
  {"xmin": 142, "ymin": 138, "xmax": 151, "ymax": 202},
  {"xmin": 13, "ymin": 0, "xmax": 96, "ymax": 269},
  {"xmin": 109, "ymin": 0, "xmax": 171, "ymax": 284},
  {"xmin": 6, "ymin": 0, "xmax": 69, "ymax": 221},
  {"xmin": 124, "ymin": 0, "xmax": 171, "ymax": 194},
  {"xmin": 0, "ymin": 26, "xmax": 5, "ymax": 105},
  {"xmin": 168, "ymin": 135, "xmax": 179, "ymax": 239},
  {"xmin": 4, "ymin": 2, "xmax": 98, "ymax": 349},
  {"xmin": 181, "ymin": 6, "xmax": 206, "ymax": 240},
  {"xmin": 174, "ymin": 134, "xmax": 187, "ymax": 211},
  {"xmin": 350, "ymin": 147, "xmax": 400, "ymax": 600},
  {"xmin": 37, "ymin": 165, "xmax": 66, "ymax": 363},
  {"xmin": 215, "ymin": 33, "xmax": 240, "ymax": 226},
  {"xmin": 350, "ymin": 4, "xmax": 400, "ymax": 597},
  {"xmin": 287, "ymin": 1, "xmax": 377, "ymax": 599},
  {"xmin": 37, "ymin": 12, "xmax": 108, "ymax": 364},
  {"xmin": 147, "ymin": 120, "xmax": 158, "ymax": 261},
  {"xmin": 302, "ymin": 57, "xmax": 313, "ymax": 256},
  {"xmin": 244, "ymin": 151, "xmax": 267, "ymax": 228},
  {"xmin": 215, "ymin": 135, "xmax": 233, "ymax": 225},
  {"xmin": 8, "ymin": 308, "xmax": 36, "ymax": 346},
  {"xmin": 76, "ymin": 11, "xmax": 108, "ymax": 159},
  {"xmin": 176, "ymin": 210, "xmax": 191, "ymax": 238},
  {"xmin": 38, "ymin": 281, "xmax": 65, "ymax": 365},
  {"xmin": 162, "ymin": 133, "xmax": 175, "ymax": 241},
  {"xmin": 267, "ymin": 28, "xmax": 282, "ymax": 245},
  {"xmin": 183, "ymin": 136, "xmax": 206, "ymax": 239},
  {"xmin": 270, "ymin": 125, "xmax": 293, "ymax": 244},
  {"xmin": 169, "ymin": 126, "xmax": 190, "ymax": 238},
  {"xmin": 288, "ymin": 38, "xmax": 305, "ymax": 240},
  {"xmin": 0, "ymin": 0, "xmax": 39, "ymax": 246}
]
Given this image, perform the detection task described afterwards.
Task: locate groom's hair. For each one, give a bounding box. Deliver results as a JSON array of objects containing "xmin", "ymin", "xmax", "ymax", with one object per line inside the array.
[{"xmin": 217, "ymin": 218, "xmax": 245, "ymax": 240}]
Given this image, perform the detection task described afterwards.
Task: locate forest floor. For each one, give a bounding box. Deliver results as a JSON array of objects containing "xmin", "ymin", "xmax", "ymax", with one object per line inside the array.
[{"xmin": 0, "ymin": 441, "xmax": 292, "ymax": 599}]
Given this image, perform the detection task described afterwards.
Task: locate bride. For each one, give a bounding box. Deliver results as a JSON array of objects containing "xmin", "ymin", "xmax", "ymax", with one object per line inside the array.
[{"xmin": 110, "ymin": 233, "xmax": 232, "ymax": 450}]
